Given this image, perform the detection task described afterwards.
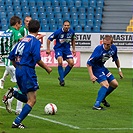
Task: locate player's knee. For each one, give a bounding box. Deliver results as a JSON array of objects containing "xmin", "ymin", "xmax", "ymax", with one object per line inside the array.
[
  {"xmin": 69, "ymin": 63, "xmax": 74, "ymax": 67},
  {"xmin": 114, "ymin": 82, "xmax": 118, "ymax": 88},
  {"xmin": 104, "ymin": 84, "xmax": 109, "ymax": 88},
  {"xmin": 110, "ymin": 79, "xmax": 118, "ymax": 89},
  {"xmin": 68, "ymin": 61, "xmax": 74, "ymax": 67},
  {"xmin": 58, "ymin": 63, "xmax": 63, "ymax": 66},
  {"xmin": 111, "ymin": 82, "xmax": 118, "ymax": 89},
  {"xmin": 28, "ymin": 99, "xmax": 36, "ymax": 107},
  {"xmin": 58, "ymin": 60, "xmax": 63, "ymax": 66},
  {"xmin": 113, "ymin": 80, "xmax": 119, "ymax": 88},
  {"xmin": 100, "ymin": 81, "xmax": 109, "ymax": 88}
]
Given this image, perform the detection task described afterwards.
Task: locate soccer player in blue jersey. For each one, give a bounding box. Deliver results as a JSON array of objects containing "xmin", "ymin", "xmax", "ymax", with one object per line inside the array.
[
  {"xmin": 46, "ymin": 20, "xmax": 76, "ymax": 86},
  {"xmin": 7, "ymin": 20, "xmax": 52, "ymax": 128},
  {"xmin": 87, "ymin": 35, "xmax": 123, "ymax": 110}
]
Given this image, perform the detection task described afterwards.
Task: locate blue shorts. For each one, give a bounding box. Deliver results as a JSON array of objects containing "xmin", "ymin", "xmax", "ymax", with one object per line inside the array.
[
  {"xmin": 93, "ymin": 67, "xmax": 115, "ymax": 83},
  {"xmin": 54, "ymin": 48, "xmax": 73, "ymax": 60},
  {"xmin": 16, "ymin": 65, "xmax": 39, "ymax": 94}
]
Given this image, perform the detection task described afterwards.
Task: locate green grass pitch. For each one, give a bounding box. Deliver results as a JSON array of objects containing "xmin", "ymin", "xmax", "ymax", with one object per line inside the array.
[{"xmin": 0, "ymin": 66, "xmax": 132, "ymax": 133}]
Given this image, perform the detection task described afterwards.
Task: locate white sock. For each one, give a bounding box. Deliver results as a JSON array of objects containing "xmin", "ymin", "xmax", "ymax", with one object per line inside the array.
[
  {"xmin": 2, "ymin": 69, "xmax": 9, "ymax": 81},
  {"xmin": 16, "ymin": 100, "xmax": 23, "ymax": 112}
]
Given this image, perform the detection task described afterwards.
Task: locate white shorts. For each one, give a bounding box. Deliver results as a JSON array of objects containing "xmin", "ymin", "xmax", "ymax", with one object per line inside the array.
[{"xmin": 6, "ymin": 65, "xmax": 17, "ymax": 82}]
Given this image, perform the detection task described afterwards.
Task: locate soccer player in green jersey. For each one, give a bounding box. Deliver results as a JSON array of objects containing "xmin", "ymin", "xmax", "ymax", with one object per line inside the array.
[
  {"xmin": 19, "ymin": 16, "xmax": 44, "ymax": 40},
  {"xmin": 19, "ymin": 16, "xmax": 32, "ymax": 37},
  {"xmin": 0, "ymin": 16, "xmax": 23, "ymax": 89},
  {"xmin": 0, "ymin": 16, "xmax": 24, "ymax": 114}
]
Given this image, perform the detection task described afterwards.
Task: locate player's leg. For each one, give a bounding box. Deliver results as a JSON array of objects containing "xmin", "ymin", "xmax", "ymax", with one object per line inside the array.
[
  {"xmin": 2, "ymin": 87, "xmax": 14, "ymax": 113},
  {"xmin": 6, "ymin": 97, "xmax": 14, "ymax": 113},
  {"xmin": 2, "ymin": 87, "xmax": 14, "ymax": 104},
  {"xmin": 0, "ymin": 78, "xmax": 5, "ymax": 89},
  {"xmin": 57, "ymin": 56, "xmax": 65, "ymax": 86},
  {"xmin": 13, "ymin": 90, "xmax": 28, "ymax": 103},
  {"xmin": 59, "ymin": 50, "xmax": 74, "ymax": 86},
  {"xmin": 93, "ymin": 80, "xmax": 108, "ymax": 110},
  {"xmin": 55, "ymin": 50, "xmax": 65, "ymax": 86},
  {"xmin": 64, "ymin": 58, "xmax": 74, "ymax": 78},
  {"xmin": 2, "ymin": 86, "xmax": 25, "ymax": 113},
  {"xmin": 102, "ymin": 79, "xmax": 118, "ymax": 106},
  {"xmin": 57, "ymin": 57, "xmax": 64, "ymax": 80},
  {"xmin": 108, "ymin": 79, "xmax": 118, "ymax": 96},
  {"xmin": 2, "ymin": 67, "xmax": 9, "ymax": 81},
  {"xmin": 15, "ymin": 88, "xmax": 23, "ymax": 115},
  {"xmin": 15, "ymin": 100, "xmax": 23, "ymax": 115},
  {"xmin": 0, "ymin": 68, "xmax": 9, "ymax": 89},
  {"xmin": 12, "ymin": 66, "xmax": 39, "ymax": 128},
  {"xmin": 2, "ymin": 65, "xmax": 16, "ymax": 102},
  {"xmin": 2, "ymin": 66, "xmax": 17, "ymax": 112},
  {"xmin": 102, "ymin": 69, "xmax": 118, "ymax": 107},
  {"xmin": 12, "ymin": 91, "xmax": 36, "ymax": 128},
  {"xmin": 7, "ymin": 65, "xmax": 17, "ymax": 82},
  {"xmin": 92, "ymin": 69, "xmax": 109, "ymax": 110}
]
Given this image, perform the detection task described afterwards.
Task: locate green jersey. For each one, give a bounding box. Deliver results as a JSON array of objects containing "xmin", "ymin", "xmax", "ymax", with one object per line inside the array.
[
  {"xmin": 19, "ymin": 26, "xmax": 28, "ymax": 37},
  {"xmin": 0, "ymin": 26, "xmax": 22, "ymax": 66},
  {"xmin": 7, "ymin": 26, "xmax": 22, "ymax": 44}
]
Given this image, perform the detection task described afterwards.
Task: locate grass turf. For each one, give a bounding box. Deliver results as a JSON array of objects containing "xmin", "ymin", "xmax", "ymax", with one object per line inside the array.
[{"xmin": 0, "ymin": 66, "xmax": 132, "ymax": 133}]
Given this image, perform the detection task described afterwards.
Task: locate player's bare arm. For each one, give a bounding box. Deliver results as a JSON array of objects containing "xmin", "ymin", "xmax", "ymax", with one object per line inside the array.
[
  {"xmin": 36, "ymin": 34, "xmax": 45, "ymax": 40},
  {"xmin": 115, "ymin": 59, "xmax": 123, "ymax": 79},
  {"xmin": 87, "ymin": 64, "xmax": 97, "ymax": 83},
  {"xmin": 37, "ymin": 60, "xmax": 52, "ymax": 74},
  {"xmin": 71, "ymin": 39, "xmax": 76, "ymax": 56},
  {"xmin": 46, "ymin": 39, "xmax": 51, "ymax": 55}
]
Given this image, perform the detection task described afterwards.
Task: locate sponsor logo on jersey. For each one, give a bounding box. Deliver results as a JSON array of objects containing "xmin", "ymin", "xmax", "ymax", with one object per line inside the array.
[{"xmin": 22, "ymin": 38, "xmax": 31, "ymax": 42}]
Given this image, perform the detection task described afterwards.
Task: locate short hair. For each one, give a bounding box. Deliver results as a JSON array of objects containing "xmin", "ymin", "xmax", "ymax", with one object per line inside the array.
[
  {"xmin": 10, "ymin": 16, "xmax": 21, "ymax": 26},
  {"xmin": 63, "ymin": 20, "xmax": 70, "ymax": 25},
  {"xmin": 24, "ymin": 16, "xmax": 32, "ymax": 21},
  {"xmin": 103, "ymin": 35, "xmax": 113, "ymax": 44},
  {"xmin": 28, "ymin": 20, "xmax": 40, "ymax": 33}
]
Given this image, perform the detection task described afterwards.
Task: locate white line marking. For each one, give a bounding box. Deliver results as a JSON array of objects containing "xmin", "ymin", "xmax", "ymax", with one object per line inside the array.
[
  {"xmin": 0, "ymin": 106, "xmax": 80, "ymax": 129},
  {"xmin": 28, "ymin": 113, "xmax": 80, "ymax": 129},
  {"xmin": 86, "ymin": 128, "xmax": 133, "ymax": 130},
  {"xmin": 0, "ymin": 106, "xmax": 133, "ymax": 130}
]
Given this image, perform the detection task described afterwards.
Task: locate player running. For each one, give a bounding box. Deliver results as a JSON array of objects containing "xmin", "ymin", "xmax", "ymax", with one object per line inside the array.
[
  {"xmin": 3, "ymin": 20, "xmax": 52, "ymax": 128},
  {"xmin": 46, "ymin": 20, "xmax": 76, "ymax": 86}
]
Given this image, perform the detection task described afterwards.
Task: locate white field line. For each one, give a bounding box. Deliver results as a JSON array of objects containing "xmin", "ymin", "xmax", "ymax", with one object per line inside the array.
[{"xmin": 0, "ymin": 106, "xmax": 133, "ymax": 130}]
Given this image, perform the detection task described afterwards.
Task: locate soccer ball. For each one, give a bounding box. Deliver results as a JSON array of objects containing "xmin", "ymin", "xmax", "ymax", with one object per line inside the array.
[{"xmin": 44, "ymin": 103, "xmax": 57, "ymax": 115}]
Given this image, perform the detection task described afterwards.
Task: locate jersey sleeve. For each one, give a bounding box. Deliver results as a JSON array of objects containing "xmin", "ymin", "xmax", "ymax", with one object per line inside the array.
[
  {"xmin": 48, "ymin": 30, "xmax": 59, "ymax": 41},
  {"xmin": 112, "ymin": 45, "xmax": 118, "ymax": 62},
  {"xmin": 87, "ymin": 46, "xmax": 100, "ymax": 66}
]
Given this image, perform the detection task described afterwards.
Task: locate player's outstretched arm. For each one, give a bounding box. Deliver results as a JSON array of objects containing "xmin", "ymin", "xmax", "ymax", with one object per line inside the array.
[
  {"xmin": 36, "ymin": 34, "xmax": 45, "ymax": 40},
  {"xmin": 37, "ymin": 60, "xmax": 52, "ymax": 74}
]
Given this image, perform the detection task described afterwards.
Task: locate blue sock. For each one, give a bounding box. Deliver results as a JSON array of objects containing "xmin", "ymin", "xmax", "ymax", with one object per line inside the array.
[
  {"xmin": 94, "ymin": 86, "xmax": 108, "ymax": 107},
  {"xmin": 14, "ymin": 104, "xmax": 32, "ymax": 124},
  {"xmin": 58, "ymin": 66, "xmax": 64, "ymax": 81},
  {"xmin": 104, "ymin": 86, "xmax": 115, "ymax": 99},
  {"xmin": 13, "ymin": 91, "xmax": 28, "ymax": 103},
  {"xmin": 64, "ymin": 65, "xmax": 72, "ymax": 78}
]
